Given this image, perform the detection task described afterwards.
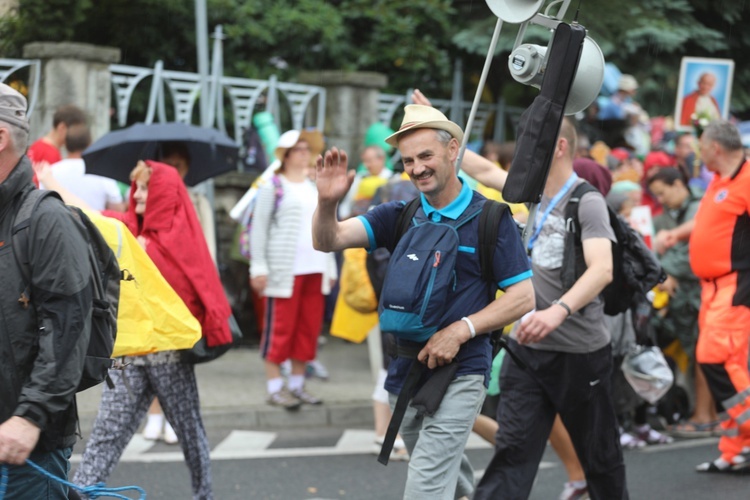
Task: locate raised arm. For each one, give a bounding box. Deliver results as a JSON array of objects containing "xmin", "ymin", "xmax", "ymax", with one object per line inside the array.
[{"xmin": 313, "ymin": 147, "xmax": 370, "ymax": 252}]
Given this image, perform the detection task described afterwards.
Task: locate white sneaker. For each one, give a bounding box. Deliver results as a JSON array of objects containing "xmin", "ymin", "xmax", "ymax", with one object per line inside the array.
[
  {"xmin": 142, "ymin": 416, "xmax": 163, "ymax": 441},
  {"xmin": 163, "ymin": 421, "xmax": 179, "ymax": 445}
]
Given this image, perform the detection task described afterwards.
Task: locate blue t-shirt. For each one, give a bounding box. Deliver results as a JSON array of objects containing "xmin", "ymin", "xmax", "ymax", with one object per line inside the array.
[{"xmin": 357, "ymin": 181, "xmax": 532, "ymax": 394}]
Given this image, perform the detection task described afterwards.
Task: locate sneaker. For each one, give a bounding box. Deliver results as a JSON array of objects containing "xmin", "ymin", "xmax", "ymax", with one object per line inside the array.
[
  {"xmin": 559, "ymin": 481, "xmax": 589, "ymax": 500},
  {"xmin": 634, "ymin": 424, "xmax": 674, "ymax": 445},
  {"xmin": 142, "ymin": 416, "xmax": 163, "ymax": 441},
  {"xmin": 619, "ymin": 430, "xmax": 647, "ymax": 450},
  {"xmin": 290, "ymin": 386, "xmax": 323, "ymax": 405},
  {"xmin": 306, "ymin": 359, "xmax": 329, "ymax": 380},
  {"xmin": 267, "ymin": 388, "xmax": 302, "ymax": 410},
  {"xmin": 163, "ymin": 421, "xmax": 179, "ymax": 445},
  {"xmin": 696, "ymin": 455, "xmax": 750, "ymax": 473}
]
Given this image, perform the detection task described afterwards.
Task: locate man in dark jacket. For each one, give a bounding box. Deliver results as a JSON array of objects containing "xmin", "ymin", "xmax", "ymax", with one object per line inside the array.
[{"xmin": 0, "ymin": 83, "xmax": 92, "ymax": 498}]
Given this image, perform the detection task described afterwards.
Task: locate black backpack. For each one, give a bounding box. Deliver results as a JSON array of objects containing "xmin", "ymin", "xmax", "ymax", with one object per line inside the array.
[
  {"xmin": 561, "ymin": 182, "xmax": 665, "ymax": 316},
  {"xmin": 12, "ymin": 189, "xmax": 121, "ymax": 392}
]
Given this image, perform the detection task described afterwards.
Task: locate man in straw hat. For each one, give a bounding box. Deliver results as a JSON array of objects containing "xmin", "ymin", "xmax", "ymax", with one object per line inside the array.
[
  {"xmin": 312, "ymin": 105, "xmax": 534, "ymax": 498},
  {"xmin": 0, "ymin": 83, "xmax": 93, "ymax": 497}
]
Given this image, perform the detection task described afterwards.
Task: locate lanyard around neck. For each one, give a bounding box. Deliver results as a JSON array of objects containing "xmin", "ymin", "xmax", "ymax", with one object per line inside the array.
[{"xmin": 527, "ymin": 172, "xmax": 578, "ymax": 252}]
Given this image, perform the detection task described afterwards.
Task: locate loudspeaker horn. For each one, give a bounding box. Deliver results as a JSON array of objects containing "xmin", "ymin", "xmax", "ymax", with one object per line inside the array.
[
  {"xmin": 507, "ymin": 35, "xmax": 605, "ymax": 115},
  {"xmin": 485, "ymin": 0, "xmax": 545, "ymax": 24}
]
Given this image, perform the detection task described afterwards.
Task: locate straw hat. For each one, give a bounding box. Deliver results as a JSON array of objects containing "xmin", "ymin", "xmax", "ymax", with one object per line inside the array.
[
  {"xmin": 274, "ymin": 129, "xmax": 325, "ymax": 162},
  {"xmin": 385, "ymin": 105, "xmax": 464, "ymax": 148}
]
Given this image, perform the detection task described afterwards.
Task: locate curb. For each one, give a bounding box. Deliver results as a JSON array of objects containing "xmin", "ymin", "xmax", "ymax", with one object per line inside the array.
[{"xmin": 77, "ymin": 401, "xmax": 375, "ymax": 436}]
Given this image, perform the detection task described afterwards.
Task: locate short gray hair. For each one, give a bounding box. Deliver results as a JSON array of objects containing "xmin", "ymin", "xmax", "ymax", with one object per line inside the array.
[
  {"xmin": 702, "ymin": 120, "xmax": 743, "ymax": 152},
  {"xmin": 0, "ymin": 119, "xmax": 29, "ymax": 154},
  {"xmin": 434, "ymin": 129, "xmax": 453, "ymax": 146}
]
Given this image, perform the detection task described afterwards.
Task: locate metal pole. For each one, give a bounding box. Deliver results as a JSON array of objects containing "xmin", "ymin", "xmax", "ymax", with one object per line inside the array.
[
  {"xmin": 456, "ymin": 18, "xmax": 503, "ymax": 175},
  {"xmin": 195, "ymin": 0, "xmax": 210, "ymax": 128}
]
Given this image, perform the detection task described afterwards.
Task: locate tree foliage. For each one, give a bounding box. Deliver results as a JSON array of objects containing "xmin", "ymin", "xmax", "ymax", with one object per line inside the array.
[
  {"xmin": 1, "ymin": 0, "xmax": 748, "ymax": 117},
  {"xmin": 453, "ymin": 0, "xmax": 750, "ymax": 117}
]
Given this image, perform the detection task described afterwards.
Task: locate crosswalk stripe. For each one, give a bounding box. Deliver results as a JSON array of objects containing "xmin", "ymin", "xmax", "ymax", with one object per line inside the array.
[
  {"xmin": 71, "ymin": 428, "xmax": 496, "ymax": 463},
  {"xmin": 212, "ymin": 430, "xmax": 277, "ymax": 457}
]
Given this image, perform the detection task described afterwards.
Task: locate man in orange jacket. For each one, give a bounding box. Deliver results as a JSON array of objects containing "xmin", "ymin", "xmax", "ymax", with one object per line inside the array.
[{"xmin": 684, "ymin": 121, "xmax": 750, "ymax": 472}]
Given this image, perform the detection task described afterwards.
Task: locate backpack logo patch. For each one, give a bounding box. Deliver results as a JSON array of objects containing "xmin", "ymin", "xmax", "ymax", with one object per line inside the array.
[{"xmin": 406, "ymin": 253, "xmax": 419, "ymax": 261}]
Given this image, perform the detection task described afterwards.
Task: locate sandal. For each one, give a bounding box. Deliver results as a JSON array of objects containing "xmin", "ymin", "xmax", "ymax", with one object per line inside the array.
[{"xmin": 671, "ymin": 420, "xmax": 719, "ymax": 439}]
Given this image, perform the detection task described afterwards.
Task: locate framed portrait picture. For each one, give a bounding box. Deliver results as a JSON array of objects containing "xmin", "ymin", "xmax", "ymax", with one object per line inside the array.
[{"xmin": 675, "ymin": 57, "xmax": 734, "ymax": 130}]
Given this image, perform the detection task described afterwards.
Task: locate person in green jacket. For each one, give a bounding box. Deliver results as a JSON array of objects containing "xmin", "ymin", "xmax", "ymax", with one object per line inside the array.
[{"xmin": 649, "ymin": 167, "xmax": 718, "ymax": 437}]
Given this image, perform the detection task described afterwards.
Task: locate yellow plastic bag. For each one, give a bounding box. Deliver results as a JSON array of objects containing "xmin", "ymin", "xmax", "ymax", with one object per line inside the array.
[
  {"xmin": 330, "ymin": 292, "xmax": 378, "ymax": 344},
  {"xmin": 341, "ymin": 248, "xmax": 378, "ymax": 314},
  {"xmin": 85, "ymin": 211, "xmax": 202, "ymax": 357}
]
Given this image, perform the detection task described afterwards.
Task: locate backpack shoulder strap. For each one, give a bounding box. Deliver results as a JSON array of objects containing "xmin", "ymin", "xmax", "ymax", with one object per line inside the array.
[
  {"xmin": 564, "ymin": 182, "xmax": 598, "ymax": 225},
  {"xmin": 391, "ymin": 197, "xmax": 421, "ymax": 252},
  {"xmin": 11, "ymin": 189, "xmax": 63, "ymax": 283},
  {"xmin": 561, "ymin": 181, "xmax": 597, "ymax": 291},
  {"xmin": 478, "ymin": 200, "xmax": 509, "ymax": 284}
]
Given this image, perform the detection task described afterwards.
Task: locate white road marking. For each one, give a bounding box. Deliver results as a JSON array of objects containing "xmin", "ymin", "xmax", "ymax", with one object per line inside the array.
[{"xmin": 71, "ymin": 428, "xmax": 497, "ymax": 463}]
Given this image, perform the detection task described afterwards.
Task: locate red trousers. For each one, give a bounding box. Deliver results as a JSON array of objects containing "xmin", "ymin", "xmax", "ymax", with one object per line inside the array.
[{"xmin": 260, "ymin": 274, "xmax": 324, "ymax": 364}]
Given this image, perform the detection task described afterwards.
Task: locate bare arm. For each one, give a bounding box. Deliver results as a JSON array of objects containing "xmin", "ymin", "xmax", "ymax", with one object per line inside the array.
[
  {"xmin": 33, "ymin": 162, "xmax": 96, "ymax": 212},
  {"xmin": 312, "ymin": 148, "xmax": 370, "ymax": 252},
  {"xmin": 517, "ymin": 237, "xmax": 613, "ymax": 345},
  {"xmin": 461, "ymin": 150, "xmax": 508, "ymax": 191},
  {"xmin": 655, "ymin": 218, "xmax": 695, "ymax": 254},
  {"xmin": 418, "ymin": 279, "xmax": 535, "ymax": 369}
]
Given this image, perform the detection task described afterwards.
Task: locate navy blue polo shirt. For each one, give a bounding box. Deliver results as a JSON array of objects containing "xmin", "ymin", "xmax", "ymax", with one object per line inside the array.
[{"xmin": 357, "ymin": 181, "xmax": 532, "ymax": 394}]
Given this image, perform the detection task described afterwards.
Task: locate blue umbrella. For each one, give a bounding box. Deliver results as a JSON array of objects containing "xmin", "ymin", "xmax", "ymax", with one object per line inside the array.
[{"xmin": 82, "ymin": 122, "xmax": 239, "ymax": 186}]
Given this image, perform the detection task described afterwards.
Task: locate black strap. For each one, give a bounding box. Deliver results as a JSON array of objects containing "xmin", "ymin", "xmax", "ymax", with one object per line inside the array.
[
  {"xmin": 11, "ymin": 189, "xmax": 63, "ymax": 284},
  {"xmin": 391, "ymin": 197, "xmax": 421, "ymax": 252},
  {"xmin": 378, "ymin": 359, "xmax": 426, "ymax": 466},
  {"xmin": 478, "ymin": 200, "xmax": 509, "ymax": 283},
  {"xmin": 560, "ymin": 182, "xmax": 597, "ymax": 291}
]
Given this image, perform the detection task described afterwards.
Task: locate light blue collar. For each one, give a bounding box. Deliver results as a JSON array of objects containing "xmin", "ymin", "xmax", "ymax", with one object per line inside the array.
[{"xmin": 421, "ymin": 179, "xmax": 472, "ymax": 221}]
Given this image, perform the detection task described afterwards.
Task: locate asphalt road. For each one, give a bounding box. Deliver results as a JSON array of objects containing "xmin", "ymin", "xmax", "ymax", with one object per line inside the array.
[{"xmin": 69, "ymin": 428, "xmax": 750, "ymax": 500}]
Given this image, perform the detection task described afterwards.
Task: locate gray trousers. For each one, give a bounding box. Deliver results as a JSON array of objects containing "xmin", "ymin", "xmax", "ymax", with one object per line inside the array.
[
  {"xmin": 390, "ymin": 374, "xmax": 485, "ymax": 500},
  {"xmin": 73, "ymin": 362, "xmax": 213, "ymax": 500}
]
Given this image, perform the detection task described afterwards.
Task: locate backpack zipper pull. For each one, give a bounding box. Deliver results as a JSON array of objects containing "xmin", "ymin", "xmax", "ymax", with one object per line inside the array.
[{"xmin": 433, "ymin": 250, "xmax": 441, "ymax": 268}]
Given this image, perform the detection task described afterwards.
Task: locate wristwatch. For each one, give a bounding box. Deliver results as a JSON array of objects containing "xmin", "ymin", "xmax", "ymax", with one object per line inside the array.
[{"xmin": 552, "ymin": 299, "xmax": 572, "ymax": 317}]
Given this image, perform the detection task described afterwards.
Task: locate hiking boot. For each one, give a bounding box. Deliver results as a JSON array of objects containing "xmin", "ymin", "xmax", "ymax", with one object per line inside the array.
[
  {"xmin": 290, "ymin": 386, "xmax": 323, "ymax": 405},
  {"xmin": 267, "ymin": 388, "xmax": 302, "ymax": 410},
  {"xmin": 559, "ymin": 481, "xmax": 589, "ymax": 500}
]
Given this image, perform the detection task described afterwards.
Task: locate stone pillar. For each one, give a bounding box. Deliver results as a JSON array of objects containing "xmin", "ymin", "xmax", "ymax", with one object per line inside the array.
[
  {"xmin": 23, "ymin": 42, "xmax": 121, "ymax": 143},
  {"xmin": 298, "ymin": 71, "xmax": 388, "ymax": 163}
]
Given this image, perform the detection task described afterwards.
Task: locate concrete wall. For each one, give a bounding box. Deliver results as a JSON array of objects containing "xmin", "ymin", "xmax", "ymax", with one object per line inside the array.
[
  {"xmin": 23, "ymin": 42, "xmax": 120, "ymax": 143},
  {"xmin": 298, "ymin": 71, "xmax": 387, "ymax": 162},
  {"xmin": 0, "ymin": 0, "xmax": 18, "ymax": 17}
]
